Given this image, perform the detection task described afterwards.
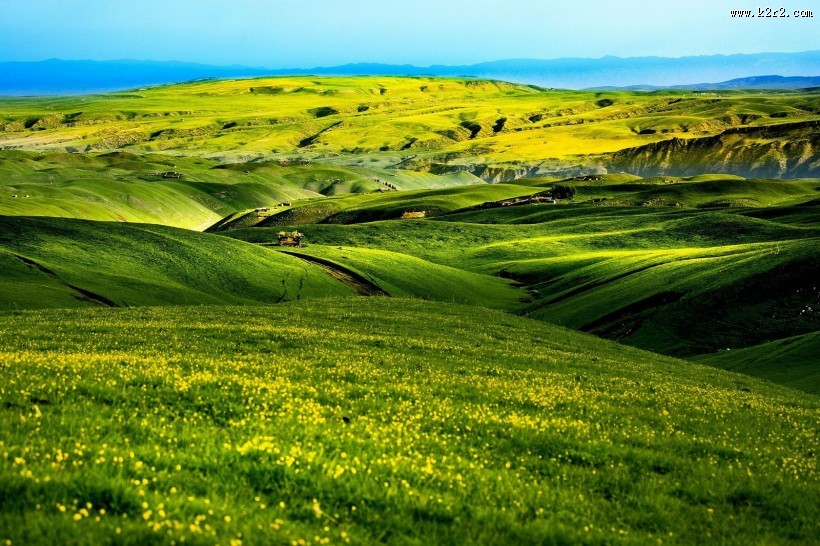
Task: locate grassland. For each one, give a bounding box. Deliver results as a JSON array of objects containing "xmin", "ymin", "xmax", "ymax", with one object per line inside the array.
[
  {"xmin": 0, "ymin": 76, "xmax": 818, "ymax": 544},
  {"xmin": 0, "ymin": 216, "xmax": 355, "ymax": 309},
  {"xmin": 3, "ymin": 160, "xmax": 816, "ymax": 388},
  {"xmin": 278, "ymin": 245, "xmax": 522, "ymax": 309},
  {"xmin": 1, "ymin": 77, "xmax": 817, "ymax": 178},
  {"xmin": 224, "ymin": 176, "xmax": 819, "ymax": 389},
  {"xmin": 0, "ymin": 300, "xmax": 817, "ymax": 545},
  {"xmin": 0, "ymin": 150, "xmax": 480, "ymax": 230},
  {"xmin": 696, "ymin": 332, "xmax": 820, "ymax": 394}
]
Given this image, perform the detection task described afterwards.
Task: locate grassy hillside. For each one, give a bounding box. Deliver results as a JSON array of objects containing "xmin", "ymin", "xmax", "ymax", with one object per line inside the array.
[
  {"xmin": 212, "ymin": 175, "xmax": 820, "ymax": 231},
  {"xmin": 0, "ymin": 216, "xmax": 355, "ymax": 309},
  {"xmin": 565, "ymin": 176, "xmax": 819, "ymax": 208},
  {"xmin": 277, "ymin": 245, "xmax": 524, "ymax": 309},
  {"xmin": 1, "ymin": 76, "xmax": 817, "ymax": 177},
  {"xmin": 209, "ymin": 175, "xmax": 820, "ymax": 231},
  {"xmin": 213, "ymin": 183, "xmax": 540, "ymax": 229},
  {"xmin": 0, "ymin": 150, "xmax": 480, "ymax": 230},
  {"xmin": 0, "ymin": 74, "xmax": 817, "ymax": 545},
  {"xmin": 696, "ymin": 332, "xmax": 820, "ymax": 394},
  {"xmin": 226, "ymin": 197, "xmax": 820, "ymax": 363},
  {"xmin": 0, "ymin": 299, "xmax": 817, "ymax": 545}
]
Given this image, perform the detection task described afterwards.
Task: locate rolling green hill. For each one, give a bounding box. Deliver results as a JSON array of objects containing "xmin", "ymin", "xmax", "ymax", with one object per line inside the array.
[
  {"xmin": 565, "ymin": 176, "xmax": 819, "ymax": 208},
  {"xmin": 212, "ymin": 183, "xmax": 541, "ymax": 229},
  {"xmin": 1, "ymin": 76, "xmax": 817, "ymax": 178},
  {"xmin": 0, "ymin": 150, "xmax": 481, "ymax": 230},
  {"xmin": 0, "ymin": 214, "xmax": 524, "ymax": 312},
  {"xmin": 0, "ymin": 299, "xmax": 816, "ymax": 545},
  {"xmin": 696, "ymin": 332, "xmax": 820, "ymax": 394},
  {"xmin": 276, "ymin": 245, "xmax": 523, "ymax": 309},
  {"xmin": 211, "ymin": 175, "xmax": 820, "ymax": 231},
  {"xmin": 0, "ymin": 74, "xmax": 818, "ymax": 545},
  {"xmin": 0, "ymin": 216, "xmax": 355, "ymax": 309},
  {"xmin": 225, "ymin": 196, "xmax": 820, "ymax": 366}
]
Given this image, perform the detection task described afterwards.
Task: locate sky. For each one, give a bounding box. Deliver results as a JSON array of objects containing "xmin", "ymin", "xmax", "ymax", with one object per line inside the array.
[{"xmin": 1, "ymin": 0, "xmax": 818, "ymax": 66}]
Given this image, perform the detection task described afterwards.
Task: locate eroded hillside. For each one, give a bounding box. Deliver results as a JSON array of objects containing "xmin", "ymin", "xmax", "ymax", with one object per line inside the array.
[{"xmin": 1, "ymin": 77, "xmax": 817, "ymax": 178}]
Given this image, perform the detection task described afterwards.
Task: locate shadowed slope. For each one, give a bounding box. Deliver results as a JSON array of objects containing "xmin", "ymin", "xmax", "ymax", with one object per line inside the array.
[{"xmin": 0, "ymin": 216, "xmax": 354, "ymax": 309}]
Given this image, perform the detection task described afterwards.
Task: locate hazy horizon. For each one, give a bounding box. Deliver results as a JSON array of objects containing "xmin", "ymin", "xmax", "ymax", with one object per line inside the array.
[{"xmin": 7, "ymin": 49, "xmax": 820, "ymax": 70}]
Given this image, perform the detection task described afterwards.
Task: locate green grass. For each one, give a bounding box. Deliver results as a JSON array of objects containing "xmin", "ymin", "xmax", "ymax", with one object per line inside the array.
[
  {"xmin": 1, "ymin": 77, "xmax": 817, "ymax": 177},
  {"xmin": 0, "ymin": 75, "xmax": 817, "ymax": 546},
  {"xmin": 0, "ymin": 299, "xmax": 817, "ymax": 545},
  {"xmin": 566, "ymin": 177, "xmax": 820, "ymax": 208},
  {"xmin": 233, "ymin": 183, "xmax": 542, "ymax": 227},
  {"xmin": 0, "ymin": 216, "xmax": 355, "ymax": 309},
  {"xmin": 225, "ymin": 200, "xmax": 820, "ymax": 365},
  {"xmin": 0, "ymin": 150, "xmax": 482, "ymax": 230},
  {"xmin": 695, "ymin": 332, "xmax": 820, "ymax": 394},
  {"xmin": 277, "ymin": 245, "xmax": 523, "ymax": 309}
]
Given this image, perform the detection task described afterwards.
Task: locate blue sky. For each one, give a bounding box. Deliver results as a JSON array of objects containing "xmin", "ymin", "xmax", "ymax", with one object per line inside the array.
[{"xmin": 2, "ymin": 0, "xmax": 818, "ymax": 66}]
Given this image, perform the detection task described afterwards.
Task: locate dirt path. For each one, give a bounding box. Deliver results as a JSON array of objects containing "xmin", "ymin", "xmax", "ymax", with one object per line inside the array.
[{"xmin": 279, "ymin": 251, "xmax": 388, "ymax": 297}]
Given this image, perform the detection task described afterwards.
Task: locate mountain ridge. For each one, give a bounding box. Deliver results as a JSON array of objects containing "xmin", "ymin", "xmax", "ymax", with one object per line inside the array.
[{"xmin": 1, "ymin": 51, "xmax": 818, "ymax": 94}]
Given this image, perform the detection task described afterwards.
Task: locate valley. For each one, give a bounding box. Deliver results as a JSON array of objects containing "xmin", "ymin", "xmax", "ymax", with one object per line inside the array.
[{"xmin": 0, "ymin": 76, "xmax": 817, "ymax": 545}]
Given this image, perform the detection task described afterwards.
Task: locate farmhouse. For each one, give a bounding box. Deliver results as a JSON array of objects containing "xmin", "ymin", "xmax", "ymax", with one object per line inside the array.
[
  {"xmin": 276, "ymin": 231, "xmax": 304, "ymax": 247},
  {"xmin": 162, "ymin": 171, "xmax": 182, "ymax": 179}
]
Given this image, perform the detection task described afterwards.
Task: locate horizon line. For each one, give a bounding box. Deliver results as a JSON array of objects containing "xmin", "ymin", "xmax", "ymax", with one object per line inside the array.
[{"xmin": 2, "ymin": 49, "xmax": 819, "ymax": 71}]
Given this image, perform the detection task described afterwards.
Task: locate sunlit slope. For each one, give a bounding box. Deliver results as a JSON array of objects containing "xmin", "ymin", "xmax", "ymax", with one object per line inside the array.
[
  {"xmin": 0, "ymin": 216, "xmax": 354, "ymax": 309},
  {"xmin": 1, "ymin": 76, "xmax": 817, "ymax": 176},
  {"xmin": 0, "ymin": 150, "xmax": 481, "ymax": 229},
  {"xmin": 696, "ymin": 332, "xmax": 820, "ymax": 395},
  {"xmin": 226, "ymin": 205, "xmax": 820, "ymax": 362},
  {"xmin": 196, "ymin": 175, "xmax": 820, "ymax": 232},
  {"xmin": 0, "ymin": 299, "xmax": 817, "ymax": 545},
  {"xmin": 606, "ymin": 120, "xmax": 819, "ymax": 178},
  {"xmin": 561, "ymin": 175, "xmax": 819, "ymax": 208},
  {"xmin": 212, "ymin": 183, "xmax": 539, "ymax": 228},
  {"xmin": 277, "ymin": 245, "xmax": 524, "ymax": 309}
]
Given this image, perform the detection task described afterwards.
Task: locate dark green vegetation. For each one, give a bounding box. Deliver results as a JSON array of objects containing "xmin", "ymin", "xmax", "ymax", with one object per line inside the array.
[
  {"xmin": 0, "ymin": 300, "xmax": 817, "ymax": 545},
  {"xmin": 0, "ymin": 76, "xmax": 818, "ymax": 545},
  {"xmin": 696, "ymin": 332, "xmax": 820, "ymax": 394}
]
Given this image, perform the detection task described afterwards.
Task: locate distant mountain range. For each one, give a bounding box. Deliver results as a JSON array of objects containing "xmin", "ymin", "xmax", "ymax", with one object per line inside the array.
[
  {"xmin": 0, "ymin": 51, "xmax": 818, "ymax": 95},
  {"xmin": 592, "ymin": 75, "xmax": 820, "ymax": 91}
]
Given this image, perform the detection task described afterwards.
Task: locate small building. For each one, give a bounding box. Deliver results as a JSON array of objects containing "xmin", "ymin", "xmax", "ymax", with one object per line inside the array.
[
  {"xmin": 400, "ymin": 211, "xmax": 426, "ymax": 219},
  {"xmin": 276, "ymin": 231, "xmax": 304, "ymax": 247},
  {"xmin": 162, "ymin": 171, "xmax": 182, "ymax": 179}
]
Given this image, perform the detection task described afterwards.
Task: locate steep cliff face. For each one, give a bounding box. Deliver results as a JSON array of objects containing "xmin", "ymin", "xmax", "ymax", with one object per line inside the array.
[{"xmin": 605, "ymin": 121, "xmax": 819, "ymax": 178}]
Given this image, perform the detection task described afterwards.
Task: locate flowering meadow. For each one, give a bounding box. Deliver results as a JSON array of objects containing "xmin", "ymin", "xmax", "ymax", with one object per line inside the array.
[{"xmin": 0, "ymin": 299, "xmax": 816, "ymax": 545}]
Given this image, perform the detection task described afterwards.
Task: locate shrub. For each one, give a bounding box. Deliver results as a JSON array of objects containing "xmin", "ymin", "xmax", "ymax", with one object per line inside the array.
[{"xmin": 551, "ymin": 184, "xmax": 577, "ymax": 200}]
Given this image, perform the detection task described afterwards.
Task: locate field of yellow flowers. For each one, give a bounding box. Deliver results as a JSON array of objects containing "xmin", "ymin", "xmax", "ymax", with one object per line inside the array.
[{"xmin": 0, "ymin": 299, "xmax": 817, "ymax": 545}]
